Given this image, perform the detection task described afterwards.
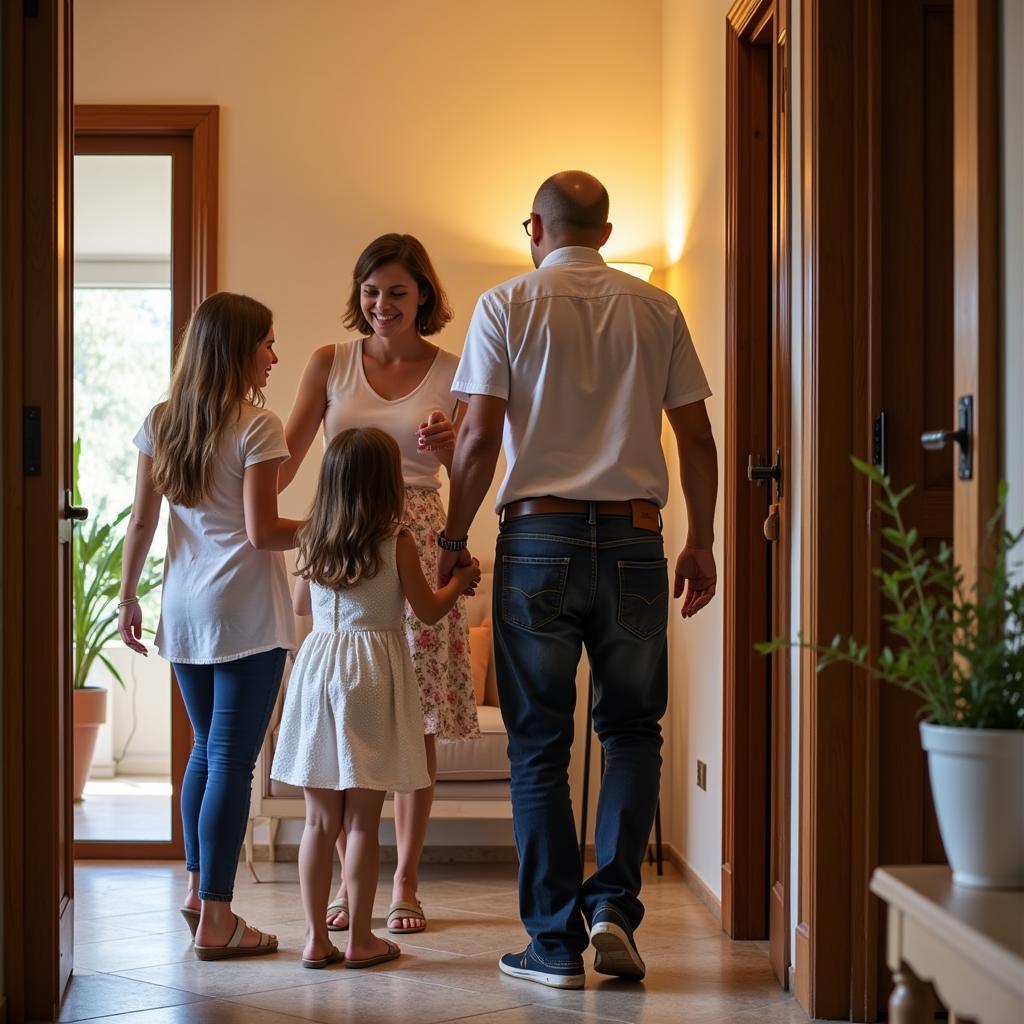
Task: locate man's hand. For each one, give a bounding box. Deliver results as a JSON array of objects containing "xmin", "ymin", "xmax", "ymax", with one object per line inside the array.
[
  {"xmin": 674, "ymin": 544, "xmax": 717, "ymax": 618},
  {"xmin": 438, "ymin": 545, "xmax": 473, "ymax": 591}
]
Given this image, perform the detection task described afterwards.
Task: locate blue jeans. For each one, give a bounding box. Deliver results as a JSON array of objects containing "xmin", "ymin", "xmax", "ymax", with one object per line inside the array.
[
  {"xmin": 494, "ymin": 510, "xmax": 668, "ymax": 962},
  {"xmin": 173, "ymin": 648, "xmax": 286, "ymax": 902}
]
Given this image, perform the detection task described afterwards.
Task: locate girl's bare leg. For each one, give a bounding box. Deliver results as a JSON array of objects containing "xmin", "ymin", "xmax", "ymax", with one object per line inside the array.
[
  {"xmin": 299, "ymin": 787, "xmax": 344, "ymax": 962},
  {"xmin": 327, "ymin": 830, "xmax": 349, "ymax": 928},
  {"xmin": 343, "ymin": 787, "xmax": 392, "ymax": 962},
  {"xmin": 391, "ymin": 734, "xmax": 437, "ymax": 929}
]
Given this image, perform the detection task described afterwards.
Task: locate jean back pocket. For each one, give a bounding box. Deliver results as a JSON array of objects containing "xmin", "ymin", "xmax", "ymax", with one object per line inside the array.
[
  {"xmin": 501, "ymin": 556, "xmax": 570, "ymax": 631},
  {"xmin": 617, "ymin": 560, "xmax": 668, "ymax": 639}
]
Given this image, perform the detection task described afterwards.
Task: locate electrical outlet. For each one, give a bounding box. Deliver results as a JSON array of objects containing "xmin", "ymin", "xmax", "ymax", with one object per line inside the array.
[{"xmin": 697, "ymin": 760, "xmax": 707, "ymax": 790}]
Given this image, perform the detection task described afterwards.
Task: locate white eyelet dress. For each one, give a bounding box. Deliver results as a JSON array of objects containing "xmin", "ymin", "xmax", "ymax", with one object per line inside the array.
[{"xmin": 270, "ymin": 533, "xmax": 430, "ymax": 793}]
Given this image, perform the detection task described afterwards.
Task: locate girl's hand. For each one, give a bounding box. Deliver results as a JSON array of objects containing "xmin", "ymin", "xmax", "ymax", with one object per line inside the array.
[
  {"xmin": 451, "ymin": 556, "xmax": 481, "ymax": 596},
  {"xmin": 118, "ymin": 600, "xmax": 149, "ymax": 655},
  {"xmin": 417, "ymin": 410, "xmax": 456, "ymax": 463}
]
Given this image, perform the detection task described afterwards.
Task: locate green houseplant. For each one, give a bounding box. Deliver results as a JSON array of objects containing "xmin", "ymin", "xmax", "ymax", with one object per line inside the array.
[
  {"xmin": 759, "ymin": 458, "xmax": 1024, "ymax": 887},
  {"xmin": 72, "ymin": 438, "xmax": 162, "ymax": 800}
]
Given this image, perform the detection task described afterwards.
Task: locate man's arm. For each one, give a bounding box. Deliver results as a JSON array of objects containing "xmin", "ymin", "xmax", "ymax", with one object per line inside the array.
[
  {"xmin": 665, "ymin": 399, "xmax": 718, "ymax": 618},
  {"xmin": 439, "ymin": 394, "xmax": 507, "ymax": 582}
]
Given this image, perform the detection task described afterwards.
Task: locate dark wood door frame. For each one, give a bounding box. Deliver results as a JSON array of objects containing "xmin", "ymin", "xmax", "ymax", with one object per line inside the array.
[
  {"xmin": 3, "ymin": 2, "xmax": 75, "ymax": 1018},
  {"xmin": 722, "ymin": 0, "xmax": 792, "ymax": 988},
  {"xmin": 796, "ymin": 0, "xmax": 1000, "ymax": 1019},
  {"xmin": 72, "ymin": 106, "xmax": 218, "ymax": 860}
]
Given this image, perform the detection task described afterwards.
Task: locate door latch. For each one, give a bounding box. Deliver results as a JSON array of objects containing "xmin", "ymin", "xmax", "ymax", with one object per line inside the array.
[
  {"xmin": 921, "ymin": 395, "xmax": 972, "ymax": 481},
  {"xmin": 747, "ymin": 449, "xmax": 783, "ymax": 499}
]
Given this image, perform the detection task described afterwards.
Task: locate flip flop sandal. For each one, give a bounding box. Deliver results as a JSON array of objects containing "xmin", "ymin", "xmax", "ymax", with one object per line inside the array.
[
  {"xmin": 344, "ymin": 938, "xmax": 401, "ymax": 969},
  {"xmin": 302, "ymin": 944, "xmax": 344, "ymax": 969},
  {"xmin": 386, "ymin": 898, "xmax": 426, "ymax": 934},
  {"xmin": 194, "ymin": 915, "xmax": 278, "ymax": 961},
  {"xmin": 179, "ymin": 907, "xmax": 200, "ymax": 940},
  {"xmin": 325, "ymin": 897, "xmax": 349, "ymax": 932}
]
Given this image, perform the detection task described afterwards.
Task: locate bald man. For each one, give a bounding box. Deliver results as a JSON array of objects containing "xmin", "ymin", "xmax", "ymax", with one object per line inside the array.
[{"xmin": 439, "ymin": 171, "xmax": 718, "ymax": 989}]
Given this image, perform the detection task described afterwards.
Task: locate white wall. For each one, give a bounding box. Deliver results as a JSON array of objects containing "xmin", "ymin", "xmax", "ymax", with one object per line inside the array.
[{"xmin": 660, "ymin": 0, "xmax": 733, "ymax": 899}]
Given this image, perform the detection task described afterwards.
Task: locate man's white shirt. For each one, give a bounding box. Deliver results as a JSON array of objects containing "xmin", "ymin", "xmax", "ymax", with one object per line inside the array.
[{"xmin": 453, "ymin": 246, "xmax": 711, "ymax": 511}]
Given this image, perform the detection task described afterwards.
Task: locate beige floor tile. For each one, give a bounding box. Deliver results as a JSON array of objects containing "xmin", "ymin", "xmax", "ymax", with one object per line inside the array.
[
  {"xmin": 59, "ymin": 1000, "xmax": 316, "ymax": 1024},
  {"xmin": 58, "ymin": 973, "xmax": 202, "ymax": 1022},
  {"xmin": 73, "ymin": 930, "xmax": 197, "ymax": 973},
  {"xmin": 226, "ymin": 971, "xmax": 528, "ymax": 1024},
  {"xmin": 441, "ymin": 1006, "xmax": 627, "ymax": 1024},
  {"xmin": 116, "ymin": 953, "xmax": 352, "ymax": 999},
  {"xmin": 378, "ymin": 904, "xmax": 531, "ymax": 956},
  {"xmin": 74, "ymin": 916, "xmax": 152, "ymax": 945}
]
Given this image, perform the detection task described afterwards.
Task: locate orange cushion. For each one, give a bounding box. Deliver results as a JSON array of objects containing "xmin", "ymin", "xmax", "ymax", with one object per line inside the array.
[{"xmin": 469, "ymin": 620, "xmax": 492, "ymax": 706}]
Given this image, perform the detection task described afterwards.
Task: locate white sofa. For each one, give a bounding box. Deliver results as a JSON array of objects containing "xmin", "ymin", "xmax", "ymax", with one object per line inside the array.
[{"xmin": 246, "ymin": 572, "xmax": 510, "ymax": 876}]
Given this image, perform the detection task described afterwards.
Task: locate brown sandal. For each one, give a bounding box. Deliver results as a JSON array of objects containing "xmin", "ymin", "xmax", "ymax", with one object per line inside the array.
[
  {"xmin": 194, "ymin": 915, "xmax": 278, "ymax": 961},
  {"xmin": 344, "ymin": 937, "xmax": 401, "ymax": 969}
]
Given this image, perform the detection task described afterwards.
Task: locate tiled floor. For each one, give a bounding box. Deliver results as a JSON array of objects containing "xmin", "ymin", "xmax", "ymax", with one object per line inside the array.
[
  {"xmin": 75, "ymin": 778, "xmax": 173, "ymax": 842},
  {"xmin": 66, "ymin": 859, "xmax": 810, "ymax": 1023}
]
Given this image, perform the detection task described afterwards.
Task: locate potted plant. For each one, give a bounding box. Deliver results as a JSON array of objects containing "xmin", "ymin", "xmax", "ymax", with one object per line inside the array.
[
  {"xmin": 759, "ymin": 458, "xmax": 1024, "ymax": 888},
  {"xmin": 72, "ymin": 439, "xmax": 161, "ymax": 801}
]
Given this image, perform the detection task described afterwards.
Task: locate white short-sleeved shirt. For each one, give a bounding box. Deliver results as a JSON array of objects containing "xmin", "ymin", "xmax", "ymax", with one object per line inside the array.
[
  {"xmin": 134, "ymin": 402, "xmax": 296, "ymax": 664},
  {"xmin": 453, "ymin": 246, "xmax": 711, "ymax": 510},
  {"xmin": 323, "ymin": 339, "xmax": 460, "ymax": 491}
]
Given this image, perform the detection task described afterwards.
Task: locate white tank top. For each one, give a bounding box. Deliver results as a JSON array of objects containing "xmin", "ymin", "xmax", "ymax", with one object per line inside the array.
[{"xmin": 323, "ymin": 339, "xmax": 460, "ymax": 491}]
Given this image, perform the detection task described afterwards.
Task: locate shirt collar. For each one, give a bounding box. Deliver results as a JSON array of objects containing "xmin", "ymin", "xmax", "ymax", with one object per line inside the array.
[{"xmin": 538, "ymin": 246, "xmax": 607, "ymax": 269}]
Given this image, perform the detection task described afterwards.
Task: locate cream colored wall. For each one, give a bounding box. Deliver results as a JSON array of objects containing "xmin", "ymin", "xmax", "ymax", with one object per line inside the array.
[
  {"xmin": 660, "ymin": 0, "xmax": 734, "ymax": 899},
  {"xmin": 75, "ymin": 0, "xmax": 665, "ymax": 553}
]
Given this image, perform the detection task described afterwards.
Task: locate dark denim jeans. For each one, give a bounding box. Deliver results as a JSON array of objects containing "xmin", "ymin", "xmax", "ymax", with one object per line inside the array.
[
  {"xmin": 173, "ymin": 648, "xmax": 286, "ymax": 902},
  {"xmin": 494, "ymin": 510, "xmax": 668, "ymax": 963}
]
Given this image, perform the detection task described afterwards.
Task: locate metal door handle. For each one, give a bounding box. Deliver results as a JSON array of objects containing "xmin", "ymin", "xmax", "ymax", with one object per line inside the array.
[
  {"xmin": 65, "ymin": 490, "xmax": 89, "ymax": 522},
  {"xmin": 747, "ymin": 449, "xmax": 783, "ymax": 498},
  {"xmin": 921, "ymin": 395, "xmax": 972, "ymax": 480}
]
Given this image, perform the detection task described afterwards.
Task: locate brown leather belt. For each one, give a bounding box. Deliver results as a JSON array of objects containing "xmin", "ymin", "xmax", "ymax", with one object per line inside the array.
[{"xmin": 501, "ymin": 497, "xmax": 662, "ymax": 532}]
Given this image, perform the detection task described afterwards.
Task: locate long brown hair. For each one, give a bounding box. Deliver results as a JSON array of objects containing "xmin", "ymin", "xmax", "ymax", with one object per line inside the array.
[
  {"xmin": 342, "ymin": 233, "xmax": 453, "ymax": 337},
  {"xmin": 151, "ymin": 292, "xmax": 273, "ymax": 507},
  {"xmin": 295, "ymin": 428, "xmax": 405, "ymax": 589}
]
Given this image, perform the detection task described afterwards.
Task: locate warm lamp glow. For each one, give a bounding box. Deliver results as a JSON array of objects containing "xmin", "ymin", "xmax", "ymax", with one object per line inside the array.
[{"xmin": 607, "ymin": 261, "xmax": 655, "ymax": 282}]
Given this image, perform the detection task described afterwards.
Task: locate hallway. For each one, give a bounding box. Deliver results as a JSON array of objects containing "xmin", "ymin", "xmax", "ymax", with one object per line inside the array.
[{"xmin": 63, "ymin": 860, "xmax": 805, "ymax": 1023}]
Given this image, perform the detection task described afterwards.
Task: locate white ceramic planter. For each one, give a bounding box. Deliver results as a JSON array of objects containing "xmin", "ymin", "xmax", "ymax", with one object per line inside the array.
[{"xmin": 920, "ymin": 722, "xmax": 1024, "ymax": 889}]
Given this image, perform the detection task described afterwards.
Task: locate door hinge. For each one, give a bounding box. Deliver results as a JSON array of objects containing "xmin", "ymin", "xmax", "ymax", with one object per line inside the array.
[
  {"xmin": 23, "ymin": 406, "xmax": 41, "ymax": 476},
  {"xmin": 872, "ymin": 411, "xmax": 888, "ymax": 479}
]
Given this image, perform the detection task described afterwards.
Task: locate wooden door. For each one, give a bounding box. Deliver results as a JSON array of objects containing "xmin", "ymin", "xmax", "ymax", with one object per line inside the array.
[
  {"xmin": 796, "ymin": 0, "xmax": 1001, "ymax": 1018},
  {"xmin": 2, "ymin": 1, "xmax": 76, "ymax": 1017},
  {"xmin": 723, "ymin": 0, "xmax": 792, "ymax": 987},
  {"xmin": 871, "ymin": 0, "xmax": 954, "ymax": 1008},
  {"xmin": 951, "ymin": 0, "xmax": 999, "ymax": 580}
]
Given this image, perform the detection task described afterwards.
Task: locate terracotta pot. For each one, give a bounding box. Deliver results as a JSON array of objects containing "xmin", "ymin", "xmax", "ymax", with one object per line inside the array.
[{"xmin": 73, "ymin": 686, "xmax": 108, "ymax": 802}]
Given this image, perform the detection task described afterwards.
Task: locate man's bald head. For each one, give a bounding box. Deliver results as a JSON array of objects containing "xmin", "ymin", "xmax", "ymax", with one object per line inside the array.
[{"xmin": 532, "ymin": 171, "xmax": 610, "ymax": 243}]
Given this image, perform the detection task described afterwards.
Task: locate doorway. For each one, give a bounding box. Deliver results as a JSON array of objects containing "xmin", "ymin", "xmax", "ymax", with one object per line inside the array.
[
  {"xmin": 722, "ymin": 0, "xmax": 792, "ymax": 990},
  {"xmin": 72, "ymin": 107, "xmax": 218, "ymax": 861}
]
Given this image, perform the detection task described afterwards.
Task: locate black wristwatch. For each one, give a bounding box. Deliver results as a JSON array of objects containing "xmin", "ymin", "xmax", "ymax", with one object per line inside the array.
[{"xmin": 437, "ymin": 530, "xmax": 469, "ymax": 551}]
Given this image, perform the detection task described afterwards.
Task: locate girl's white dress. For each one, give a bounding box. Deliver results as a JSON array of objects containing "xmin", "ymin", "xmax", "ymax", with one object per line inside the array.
[{"xmin": 271, "ymin": 533, "xmax": 430, "ymax": 793}]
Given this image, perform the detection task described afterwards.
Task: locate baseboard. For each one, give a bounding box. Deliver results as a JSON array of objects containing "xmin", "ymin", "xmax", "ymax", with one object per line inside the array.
[
  {"xmin": 664, "ymin": 843, "xmax": 723, "ymax": 924},
  {"xmin": 248, "ymin": 843, "xmax": 519, "ymax": 864}
]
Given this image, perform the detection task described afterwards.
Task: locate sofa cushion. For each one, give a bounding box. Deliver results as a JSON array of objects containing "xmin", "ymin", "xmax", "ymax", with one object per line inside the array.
[{"xmin": 435, "ymin": 705, "xmax": 509, "ymax": 781}]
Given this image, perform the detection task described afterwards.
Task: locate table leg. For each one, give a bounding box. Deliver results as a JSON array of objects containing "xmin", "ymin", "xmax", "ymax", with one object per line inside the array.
[{"xmin": 889, "ymin": 963, "xmax": 933, "ymax": 1024}]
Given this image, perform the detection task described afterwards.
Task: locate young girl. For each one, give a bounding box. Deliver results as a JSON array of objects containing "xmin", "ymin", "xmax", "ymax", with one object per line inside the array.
[
  {"xmin": 280, "ymin": 234, "xmax": 478, "ymax": 937},
  {"xmin": 118, "ymin": 292, "xmax": 302, "ymax": 960},
  {"xmin": 271, "ymin": 427, "xmax": 480, "ymax": 970}
]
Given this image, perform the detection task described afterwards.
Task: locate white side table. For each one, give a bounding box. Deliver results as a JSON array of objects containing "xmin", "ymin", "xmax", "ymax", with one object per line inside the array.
[{"xmin": 871, "ymin": 865, "xmax": 1024, "ymax": 1024}]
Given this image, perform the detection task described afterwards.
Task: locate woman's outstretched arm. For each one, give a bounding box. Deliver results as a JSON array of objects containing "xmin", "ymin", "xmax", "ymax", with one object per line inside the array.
[
  {"xmin": 118, "ymin": 452, "xmax": 163, "ymax": 654},
  {"xmin": 278, "ymin": 344, "xmax": 334, "ymax": 492}
]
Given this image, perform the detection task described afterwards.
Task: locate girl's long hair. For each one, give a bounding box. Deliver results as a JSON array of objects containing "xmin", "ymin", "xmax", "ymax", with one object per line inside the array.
[
  {"xmin": 295, "ymin": 427, "xmax": 405, "ymax": 589},
  {"xmin": 151, "ymin": 292, "xmax": 273, "ymax": 507}
]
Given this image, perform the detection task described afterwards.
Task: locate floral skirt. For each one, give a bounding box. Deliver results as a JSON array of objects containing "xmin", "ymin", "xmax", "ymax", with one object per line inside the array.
[{"xmin": 402, "ymin": 487, "xmax": 480, "ymax": 741}]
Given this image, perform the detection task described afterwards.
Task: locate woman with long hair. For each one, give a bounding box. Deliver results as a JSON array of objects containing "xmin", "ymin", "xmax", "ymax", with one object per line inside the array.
[
  {"xmin": 280, "ymin": 234, "xmax": 479, "ymax": 935},
  {"xmin": 119, "ymin": 291, "xmax": 302, "ymax": 960}
]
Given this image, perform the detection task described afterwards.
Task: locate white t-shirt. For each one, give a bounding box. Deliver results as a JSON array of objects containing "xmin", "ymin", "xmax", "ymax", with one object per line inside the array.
[
  {"xmin": 453, "ymin": 246, "xmax": 712, "ymax": 510},
  {"xmin": 322, "ymin": 339, "xmax": 460, "ymax": 491},
  {"xmin": 134, "ymin": 402, "xmax": 296, "ymax": 664}
]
